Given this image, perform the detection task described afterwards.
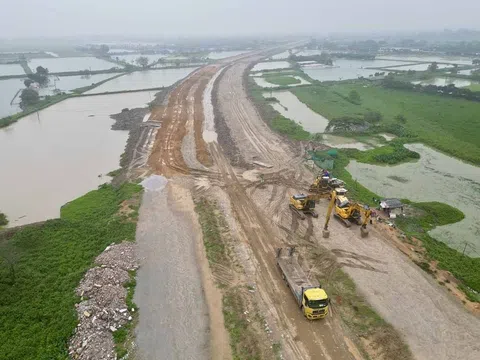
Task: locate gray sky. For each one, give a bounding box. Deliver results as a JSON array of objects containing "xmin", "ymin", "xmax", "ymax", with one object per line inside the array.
[{"xmin": 0, "ymin": 0, "xmax": 479, "ymax": 38}]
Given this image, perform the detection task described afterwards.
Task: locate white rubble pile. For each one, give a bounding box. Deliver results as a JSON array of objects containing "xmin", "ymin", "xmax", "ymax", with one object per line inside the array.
[{"xmin": 68, "ymin": 242, "xmax": 138, "ymax": 360}]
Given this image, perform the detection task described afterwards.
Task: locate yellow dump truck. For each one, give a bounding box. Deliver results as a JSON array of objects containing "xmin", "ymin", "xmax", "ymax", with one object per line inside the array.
[{"xmin": 276, "ymin": 247, "xmax": 329, "ymax": 319}]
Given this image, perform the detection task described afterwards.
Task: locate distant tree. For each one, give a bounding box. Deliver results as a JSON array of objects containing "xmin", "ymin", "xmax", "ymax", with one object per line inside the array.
[
  {"xmin": 19, "ymin": 88, "xmax": 40, "ymax": 108},
  {"xmin": 24, "ymin": 79, "xmax": 34, "ymax": 88},
  {"xmin": 395, "ymin": 114, "xmax": 407, "ymax": 123},
  {"xmin": 36, "ymin": 66, "xmax": 48, "ymax": 75},
  {"xmin": 135, "ymin": 56, "xmax": 149, "ymax": 68},
  {"xmin": 348, "ymin": 90, "xmax": 361, "ymax": 104},
  {"xmin": 428, "ymin": 62, "xmax": 439, "ymax": 72},
  {"xmin": 175, "ymin": 60, "xmax": 181, "ymax": 67},
  {"xmin": 99, "ymin": 44, "xmax": 110, "ymax": 54},
  {"xmin": 0, "ymin": 212, "xmax": 7, "ymax": 226},
  {"xmin": 473, "ymin": 59, "xmax": 480, "ymax": 65}
]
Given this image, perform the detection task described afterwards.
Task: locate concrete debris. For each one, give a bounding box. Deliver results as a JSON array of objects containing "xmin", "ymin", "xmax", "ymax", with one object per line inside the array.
[
  {"xmin": 95, "ymin": 242, "xmax": 139, "ymax": 271},
  {"xmin": 69, "ymin": 242, "xmax": 138, "ymax": 360}
]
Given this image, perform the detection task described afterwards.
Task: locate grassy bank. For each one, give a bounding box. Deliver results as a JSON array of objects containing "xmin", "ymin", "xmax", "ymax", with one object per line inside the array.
[
  {"xmin": 263, "ymin": 75, "xmax": 300, "ymax": 86},
  {"xmin": 194, "ymin": 198, "xmax": 272, "ymax": 360},
  {"xmin": 292, "ymin": 83, "xmax": 480, "ymax": 165},
  {"xmin": 0, "ymin": 183, "xmax": 142, "ymax": 360}
]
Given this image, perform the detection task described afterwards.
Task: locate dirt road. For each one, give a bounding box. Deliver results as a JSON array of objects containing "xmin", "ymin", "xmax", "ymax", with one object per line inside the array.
[
  {"xmin": 135, "ymin": 49, "xmax": 480, "ymax": 360},
  {"xmin": 134, "ymin": 177, "xmax": 210, "ymax": 360}
]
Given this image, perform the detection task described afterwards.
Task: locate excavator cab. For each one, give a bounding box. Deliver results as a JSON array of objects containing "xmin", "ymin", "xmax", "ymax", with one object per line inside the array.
[{"xmin": 289, "ymin": 194, "xmax": 318, "ymax": 219}]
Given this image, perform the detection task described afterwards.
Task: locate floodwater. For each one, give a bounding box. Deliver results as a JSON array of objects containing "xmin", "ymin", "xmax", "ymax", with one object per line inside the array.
[
  {"xmin": 207, "ymin": 51, "xmax": 248, "ymax": 59},
  {"xmin": 378, "ymin": 55, "xmax": 474, "ymax": 65},
  {"xmin": 384, "ymin": 63, "xmax": 453, "ymax": 71},
  {"xmin": 34, "ymin": 74, "xmax": 119, "ymax": 97},
  {"xmin": 85, "ymin": 68, "xmax": 197, "ymax": 94},
  {"xmin": 251, "ymin": 61, "xmax": 291, "ymax": 71},
  {"xmin": 0, "ymin": 78, "xmax": 23, "ymax": 118},
  {"xmin": 322, "ymin": 134, "xmax": 374, "ymax": 150},
  {"xmin": 0, "ymin": 64, "xmax": 24, "ymax": 76},
  {"xmin": 0, "ymin": 91, "xmax": 153, "ymax": 226},
  {"xmin": 28, "ymin": 57, "xmax": 118, "ymax": 73},
  {"xmin": 263, "ymin": 90, "xmax": 329, "ymax": 133},
  {"xmin": 347, "ymin": 144, "xmax": 480, "ymax": 256},
  {"xmin": 380, "ymin": 133, "xmax": 396, "ymax": 141},
  {"xmin": 411, "ymin": 77, "xmax": 476, "ymax": 88}
]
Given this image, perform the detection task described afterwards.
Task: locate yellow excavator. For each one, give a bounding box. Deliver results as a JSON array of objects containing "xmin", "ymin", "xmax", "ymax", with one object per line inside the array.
[
  {"xmin": 322, "ymin": 190, "xmax": 372, "ymax": 238},
  {"xmin": 309, "ymin": 174, "xmax": 345, "ymax": 194},
  {"xmin": 289, "ymin": 188, "xmax": 347, "ymax": 220}
]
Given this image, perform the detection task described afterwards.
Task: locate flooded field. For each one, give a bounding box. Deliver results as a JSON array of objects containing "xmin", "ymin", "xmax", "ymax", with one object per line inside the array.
[
  {"xmin": 0, "ymin": 63, "xmax": 25, "ymax": 76},
  {"xmin": 347, "ymin": 143, "xmax": 480, "ymax": 256},
  {"xmin": 411, "ymin": 77, "xmax": 476, "ymax": 88},
  {"xmin": 0, "ymin": 91, "xmax": 153, "ymax": 226},
  {"xmin": 303, "ymin": 65, "xmax": 377, "ymax": 82},
  {"xmin": 263, "ymin": 90, "xmax": 329, "ymax": 133},
  {"xmin": 0, "ymin": 78, "xmax": 23, "ymax": 118},
  {"xmin": 85, "ymin": 68, "xmax": 196, "ymax": 94},
  {"xmin": 385, "ymin": 63, "xmax": 453, "ymax": 71},
  {"xmin": 207, "ymin": 50, "xmax": 248, "ymax": 59},
  {"xmin": 253, "ymin": 75, "xmax": 310, "ymax": 88},
  {"xmin": 378, "ymin": 55, "xmax": 474, "ymax": 65},
  {"xmin": 251, "ymin": 61, "xmax": 291, "ymax": 71},
  {"xmin": 28, "ymin": 57, "xmax": 119, "ymax": 73},
  {"xmin": 322, "ymin": 134, "xmax": 374, "ymax": 150}
]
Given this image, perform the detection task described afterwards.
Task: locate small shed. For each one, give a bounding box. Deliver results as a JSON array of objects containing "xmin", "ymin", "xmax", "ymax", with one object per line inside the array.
[{"xmin": 380, "ymin": 198, "xmax": 403, "ymax": 217}]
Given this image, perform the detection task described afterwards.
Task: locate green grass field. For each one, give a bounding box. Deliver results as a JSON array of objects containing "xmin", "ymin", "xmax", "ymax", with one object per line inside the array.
[
  {"xmin": 0, "ymin": 183, "xmax": 142, "ymax": 360},
  {"xmin": 263, "ymin": 75, "xmax": 300, "ymax": 86},
  {"xmin": 292, "ymin": 83, "xmax": 480, "ymax": 165},
  {"xmin": 466, "ymin": 83, "xmax": 480, "ymax": 92}
]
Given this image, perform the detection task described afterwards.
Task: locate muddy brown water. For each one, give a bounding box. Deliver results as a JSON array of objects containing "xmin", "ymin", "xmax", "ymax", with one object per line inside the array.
[
  {"xmin": 0, "ymin": 91, "xmax": 153, "ymax": 226},
  {"xmin": 347, "ymin": 143, "xmax": 480, "ymax": 256}
]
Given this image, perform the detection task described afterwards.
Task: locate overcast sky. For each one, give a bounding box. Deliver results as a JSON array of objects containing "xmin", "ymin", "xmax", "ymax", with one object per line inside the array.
[{"xmin": 0, "ymin": 0, "xmax": 479, "ymax": 38}]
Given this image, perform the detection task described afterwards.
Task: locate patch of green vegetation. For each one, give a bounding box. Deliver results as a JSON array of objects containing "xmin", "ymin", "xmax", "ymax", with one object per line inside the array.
[
  {"xmin": 223, "ymin": 287, "xmax": 262, "ymax": 360},
  {"xmin": 114, "ymin": 270, "xmax": 138, "ymax": 358},
  {"xmin": 194, "ymin": 198, "xmax": 228, "ymax": 268},
  {"xmin": 292, "ymin": 83, "xmax": 480, "ymax": 165},
  {"xmin": 466, "ymin": 83, "xmax": 480, "ymax": 92},
  {"xmin": 0, "ymin": 183, "xmax": 143, "ymax": 360},
  {"xmin": 107, "ymin": 168, "xmax": 122, "ymax": 177},
  {"xmin": 263, "ymin": 75, "xmax": 300, "ymax": 86},
  {"xmin": 350, "ymin": 140, "xmax": 420, "ymax": 165},
  {"xmin": 0, "ymin": 212, "xmax": 7, "ymax": 227}
]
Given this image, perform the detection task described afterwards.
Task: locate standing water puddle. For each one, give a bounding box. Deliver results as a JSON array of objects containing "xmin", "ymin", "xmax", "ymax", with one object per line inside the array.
[
  {"xmin": 346, "ymin": 144, "xmax": 480, "ymax": 256},
  {"xmin": 263, "ymin": 90, "xmax": 329, "ymax": 133},
  {"xmin": 0, "ymin": 91, "xmax": 153, "ymax": 226}
]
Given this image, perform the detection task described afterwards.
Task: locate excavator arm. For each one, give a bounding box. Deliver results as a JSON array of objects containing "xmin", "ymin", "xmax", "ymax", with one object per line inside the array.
[{"xmin": 322, "ymin": 191, "xmax": 337, "ymax": 238}]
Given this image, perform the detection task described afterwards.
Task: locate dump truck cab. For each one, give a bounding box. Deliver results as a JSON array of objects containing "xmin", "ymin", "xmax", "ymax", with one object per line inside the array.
[{"xmin": 302, "ymin": 287, "xmax": 330, "ymax": 319}]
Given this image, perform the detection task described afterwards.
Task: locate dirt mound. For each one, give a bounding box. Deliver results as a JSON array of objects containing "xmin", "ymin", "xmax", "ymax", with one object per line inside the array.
[{"xmin": 77, "ymin": 267, "xmax": 130, "ymax": 297}]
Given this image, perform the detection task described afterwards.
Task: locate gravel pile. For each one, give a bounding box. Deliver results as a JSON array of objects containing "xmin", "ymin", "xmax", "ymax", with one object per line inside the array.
[{"xmin": 69, "ymin": 243, "xmax": 138, "ymax": 360}]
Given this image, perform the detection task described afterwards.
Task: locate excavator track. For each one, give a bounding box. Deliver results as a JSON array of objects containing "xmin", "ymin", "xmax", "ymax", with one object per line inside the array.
[
  {"xmin": 289, "ymin": 204, "xmax": 306, "ymax": 220},
  {"xmin": 334, "ymin": 213, "xmax": 351, "ymax": 228}
]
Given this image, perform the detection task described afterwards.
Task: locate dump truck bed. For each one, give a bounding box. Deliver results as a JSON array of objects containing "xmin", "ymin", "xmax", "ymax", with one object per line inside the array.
[{"xmin": 276, "ymin": 248, "xmax": 320, "ymax": 305}]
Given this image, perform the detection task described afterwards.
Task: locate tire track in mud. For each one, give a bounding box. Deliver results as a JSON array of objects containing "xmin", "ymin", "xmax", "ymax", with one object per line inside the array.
[{"xmin": 209, "ymin": 143, "xmax": 354, "ymax": 360}]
